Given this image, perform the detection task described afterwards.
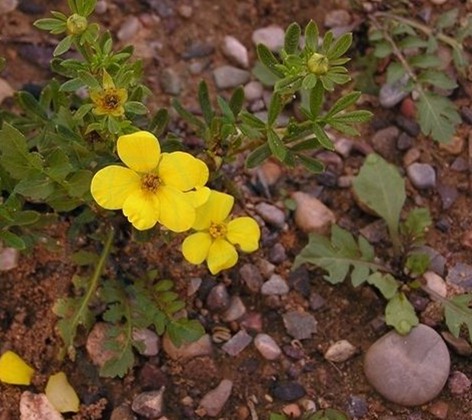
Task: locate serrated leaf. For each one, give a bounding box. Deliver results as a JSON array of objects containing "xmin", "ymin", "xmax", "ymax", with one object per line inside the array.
[
  {"xmin": 444, "ymin": 294, "xmax": 472, "ymax": 342},
  {"xmin": 14, "ymin": 174, "xmax": 54, "ymax": 201},
  {"xmin": 367, "ymin": 272, "xmax": 399, "ymax": 299},
  {"xmin": 385, "ymin": 292, "xmax": 419, "ymax": 335},
  {"xmin": 274, "ymin": 75, "xmax": 302, "ymax": 93},
  {"xmin": 293, "ymin": 224, "xmax": 376, "ymax": 285},
  {"xmin": 296, "ymin": 154, "xmax": 324, "ymax": 173},
  {"xmin": 417, "ymin": 92, "xmax": 460, "ymax": 143},
  {"xmin": 17, "ymin": 91, "xmax": 48, "ymax": 120},
  {"xmin": 419, "ymin": 69, "xmax": 457, "ymax": 90},
  {"xmin": 257, "ymin": 44, "xmax": 284, "ymax": 77},
  {"xmin": 400, "ymin": 207, "xmax": 431, "ymax": 243},
  {"xmin": 284, "ymin": 22, "xmax": 301, "ymax": 55},
  {"xmin": 100, "ymin": 335, "xmax": 134, "ymax": 378}
]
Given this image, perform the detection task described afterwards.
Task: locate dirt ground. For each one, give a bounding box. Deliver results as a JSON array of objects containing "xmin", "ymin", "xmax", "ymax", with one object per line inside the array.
[{"xmin": 1, "ymin": 0, "xmax": 472, "ymax": 419}]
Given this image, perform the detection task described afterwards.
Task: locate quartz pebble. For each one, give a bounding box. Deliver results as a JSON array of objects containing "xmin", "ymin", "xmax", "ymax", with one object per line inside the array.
[
  {"xmin": 222, "ymin": 330, "xmax": 253, "ymax": 356},
  {"xmin": 117, "ymin": 16, "xmax": 142, "ymax": 42},
  {"xmin": 131, "ymin": 388, "xmax": 165, "ymax": 418},
  {"xmin": 0, "ymin": 247, "xmax": 19, "ymax": 271},
  {"xmin": 254, "ymin": 333, "xmax": 282, "ymax": 360},
  {"xmin": 197, "ymin": 379, "xmax": 233, "ymax": 417},
  {"xmin": 255, "ymin": 202, "xmax": 286, "ymax": 228},
  {"xmin": 162, "ymin": 334, "xmax": 213, "ymax": 360},
  {"xmin": 292, "ymin": 192, "xmax": 336, "ymax": 234},
  {"xmin": 221, "ymin": 296, "xmax": 246, "ymax": 322},
  {"xmin": 423, "ymin": 271, "xmax": 447, "ymax": 299},
  {"xmin": 324, "ymin": 340, "xmax": 356, "ymax": 362},
  {"xmin": 239, "ymin": 263, "xmax": 264, "ymax": 293},
  {"xmin": 407, "ymin": 163, "xmax": 436, "ymax": 189},
  {"xmin": 244, "ymin": 81, "xmax": 264, "ymax": 102},
  {"xmin": 0, "ymin": 0, "xmax": 18, "ymax": 14},
  {"xmin": 252, "ymin": 26, "xmax": 285, "ymax": 51},
  {"xmin": 222, "ymin": 36, "xmax": 249, "ymax": 68},
  {"xmin": 0, "ymin": 78, "xmax": 15, "ymax": 105},
  {"xmin": 20, "ymin": 392, "xmax": 63, "ymax": 420},
  {"xmin": 364, "ymin": 324, "xmax": 450, "ymax": 406},
  {"xmin": 132, "ymin": 328, "xmax": 159, "ymax": 356},
  {"xmin": 379, "ymin": 75, "xmax": 410, "ymax": 108},
  {"xmin": 213, "ymin": 66, "xmax": 250, "ymax": 89},
  {"xmin": 261, "ymin": 274, "xmax": 289, "ymax": 295}
]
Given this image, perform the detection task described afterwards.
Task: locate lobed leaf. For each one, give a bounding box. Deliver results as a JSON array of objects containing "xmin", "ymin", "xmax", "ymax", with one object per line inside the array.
[
  {"xmin": 385, "ymin": 292, "xmax": 419, "ymax": 335},
  {"xmin": 444, "ymin": 294, "xmax": 472, "ymax": 343}
]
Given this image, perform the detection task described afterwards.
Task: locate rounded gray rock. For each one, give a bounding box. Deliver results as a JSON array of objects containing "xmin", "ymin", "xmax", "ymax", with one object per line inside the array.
[
  {"xmin": 364, "ymin": 324, "xmax": 450, "ymax": 406},
  {"xmin": 407, "ymin": 163, "xmax": 436, "ymax": 189}
]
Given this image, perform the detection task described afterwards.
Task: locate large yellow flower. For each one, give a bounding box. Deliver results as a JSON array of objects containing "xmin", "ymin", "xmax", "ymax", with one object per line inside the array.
[
  {"xmin": 90, "ymin": 131, "xmax": 209, "ymax": 232},
  {"xmin": 182, "ymin": 190, "xmax": 260, "ymax": 274},
  {"xmin": 90, "ymin": 70, "xmax": 128, "ymax": 117}
]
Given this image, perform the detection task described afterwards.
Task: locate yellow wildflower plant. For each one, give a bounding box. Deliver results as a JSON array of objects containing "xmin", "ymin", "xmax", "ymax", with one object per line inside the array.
[
  {"xmin": 90, "ymin": 70, "xmax": 128, "ymax": 117},
  {"xmin": 0, "ymin": 350, "xmax": 35, "ymax": 385},
  {"xmin": 91, "ymin": 131, "xmax": 209, "ymax": 232},
  {"xmin": 182, "ymin": 190, "xmax": 260, "ymax": 274}
]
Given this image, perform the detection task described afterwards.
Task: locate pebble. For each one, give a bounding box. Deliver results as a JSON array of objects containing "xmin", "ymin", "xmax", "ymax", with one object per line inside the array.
[
  {"xmin": 395, "ymin": 115, "xmax": 421, "ymax": 137},
  {"xmin": 255, "ymin": 202, "xmax": 286, "ymax": 228},
  {"xmin": 206, "ymin": 284, "xmax": 230, "ymax": 312},
  {"xmin": 132, "ymin": 328, "xmax": 159, "ymax": 356},
  {"xmin": 379, "ymin": 75, "xmax": 410, "ymax": 108},
  {"xmin": 181, "ymin": 42, "xmax": 214, "ymax": 59},
  {"xmin": 131, "ymin": 388, "xmax": 165, "ymax": 418},
  {"xmin": 427, "ymin": 400, "xmax": 448, "ymax": 419},
  {"xmin": 269, "ymin": 243, "xmax": 287, "ymax": 264},
  {"xmin": 437, "ymin": 183, "xmax": 458, "ymax": 210},
  {"xmin": 239, "ymin": 263, "xmax": 264, "ymax": 293},
  {"xmin": 460, "ymin": 106, "xmax": 472, "ymax": 124},
  {"xmin": 222, "ymin": 36, "xmax": 249, "ymax": 68},
  {"xmin": 429, "ymin": 0, "xmax": 448, "ymax": 4},
  {"xmin": 283, "ymin": 311, "xmax": 317, "ymax": 340},
  {"xmin": 359, "ymin": 219, "xmax": 388, "ymax": 244},
  {"xmin": 309, "ymin": 293, "xmax": 326, "ymax": 311},
  {"xmin": 0, "ymin": 247, "xmax": 19, "ymax": 270},
  {"xmin": 162, "ymin": 334, "xmax": 213, "ymax": 360},
  {"xmin": 403, "ymin": 147, "xmax": 421, "ymax": 167},
  {"xmin": 0, "ymin": 78, "xmax": 15, "ymax": 105},
  {"xmin": 416, "ymin": 246, "xmax": 446, "ymax": 276},
  {"xmin": 441, "ymin": 331, "xmax": 472, "ymax": 356},
  {"xmin": 244, "ymin": 81, "xmax": 264, "ymax": 102},
  {"xmin": 423, "ymin": 271, "xmax": 447, "ymax": 299},
  {"xmin": 292, "ymin": 192, "xmax": 336, "ymax": 234},
  {"xmin": 188, "ymin": 277, "xmax": 202, "ymax": 296},
  {"xmin": 86, "ymin": 322, "xmax": 123, "ymax": 368},
  {"xmin": 451, "ymin": 156, "xmax": 468, "ymax": 172},
  {"xmin": 334, "ymin": 137, "xmax": 353, "ymax": 157},
  {"xmin": 95, "ymin": 0, "xmax": 108, "ymax": 14},
  {"xmin": 213, "ymin": 66, "xmax": 250, "ymax": 89},
  {"xmin": 400, "ymin": 97, "xmax": 416, "ymax": 119},
  {"xmin": 406, "ymin": 163, "xmax": 436, "ymax": 189},
  {"xmin": 20, "ymin": 392, "xmax": 63, "ymax": 420},
  {"xmin": 160, "ymin": 68, "xmax": 181, "ymax": 95},
  {"xmin": 439, "ymin": 135, "xmax": 464, "ymax": 155},
  {"xmin": 254, "ymin": 333, "xmax": 282, "ymax": 360},
  {"xmin": 221, "ymin": 296, "xmax": 247, "ymax": 322},
  {"xmin": 117, "ymin": 16, "xmax": 142, "ymax": 42},
  {"xmin": 371, "ymin": 126, "xmax": 399, "ymax": 158},
  {"xmin": 324, "ymin": 340, "xmax": 357, "ymax": 362},
  {"xmin": 448, "ymin": 371, "xmax": 471, "ymax": 395},
  {"xmin": 324, "ymin": 9, "xmax": 351, "ymax": 28},
  {"xmin": 110, "ymin": 403, "xmax": 137, "ymax": 420},
  {"xmin": 346, "ymin": 395, "xmax": 368, "ymax": 418},
  {"xmin": 282, "ymin": 403, "xmax": 302, "ymax": 417},
  {"xmin": 252, "ymin": 26, "xmax": 285, "ymax": 51},
  {"xmin": 197, "ymin": 379, "xmax": 233, "ymax": 417},
  {"xmin": 222, "ymin": 330, "xmax": 253, "ymax": 356},
  {"xmin": 239, "ymin": 311, "xmax": 263, "ymax": 332},
  {"xmin": 446, "ymin": 263, "xmax": 472, "ymax": 290},
  {"xmin": 177, "ymin": 5, "xmax": 193, "ymax": 18},
  {"xmin": 397, "ymin": 132, "xmax": 414, "ymax": 150},
  {"xmin": 261, "ymin": 274, "xmax": 289, "ymax": 295},
  {"xmin": 0, "ymin": 0, "xmax": 18, "ymax": 14},
  {"xmin": 287, "ymin": 267, "xmax": 311, "ymax": 297},
  {"xmin": 271, "ymin": 381, "xmax": 306, "ymax": 402},
  {"xmin": 364, "ymin": 324, "xmax": 450, "ymax": 406}
]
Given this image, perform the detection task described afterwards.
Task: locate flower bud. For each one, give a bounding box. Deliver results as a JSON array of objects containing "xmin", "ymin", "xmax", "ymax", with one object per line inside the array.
[
  {"xmin": 307, "ymin": 52, "xmax": 329, "ymax": 75},
  {"xmin": 66, "ymin": 13, "xmax": 88, "ymax": 35}
]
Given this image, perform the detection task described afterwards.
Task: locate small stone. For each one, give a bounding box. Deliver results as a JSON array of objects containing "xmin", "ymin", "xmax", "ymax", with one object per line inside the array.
[
  {"xmin": 255, "ymin": 202, "xmax": 286, "ymax": 228},
  {"xmin": 416, "ymin": 246, "xmax": 446, "ymax": 276},
  {"xmin": 0, "ymin": 0, "xmax": 18, "ymax": 14},
  {"xmin": 441, "ymin": 331, "xmax": 472, "ymax": 356},
  {"xmin": 20, "ymin": 392, "xmax": 63, "ymax": 420},
  {"xmin": 437, "ymin": 183, "xmax": 458, "ymax": 210},
  {"xmin": 160, "ymin": 68, "xmax": 181, "ymax": 95},
  {"xmin": 451, "ymin": 156, "xmax": 468, "ymax": 172},
  {"xmin": 162, "ymin": 334, "xmax": 213, "ymax": 360},
  {"xmin": 110, "ymin": 404, "xmax": 137, "ymax": 420},
  {"xmin": 292, "ymin": 192, "xmax": 336, "ymax": 234},
  {"xmin": 324, "ymin": 9, "xmax": 351, "ymax": 28},
  {"xmin": 460, "ymin": 106, "xmax": 472, "ymax": 124},
  {"xmin": 257, "ymin": 259, "xmax": 276, "ymax": 278},
  {"xmin": 446, "ymin": 263, "xmax": 472, "ymax": 290},
  {"xmin": 240, "ymin": 312, "xmax": 263, "ymax": 333},
  {"xmin": 448, "ymin": 371, "xmax": 471, "ymax": 395},
  {"xmin": 181, "ymin": 42, "xmax": 214, "ymax": 59},
  {"xmin": 188, "ymin": 277, "xmax": 202, "ymax": 296},
  {"xmin": 177, "ymin": 5, "xmax": 193, "ymax": 18},
  {"xmin": 423, "ymin": 271, "xmax": 447, "ymax": 299},
  {"xmin": 395, "ymin": 115, "xmax": 421, "ymax": 137},
  {"xmin": 439, "ymin": 136, "xmax": 464, "ymax": 155},
  {"xmin": 324, "ymin": 340, "xmax": 357, "ymax": 362},
  {"xmin": 221, "ymin": 296, "xmax": 246, "ymax": 322},
  {"xmin": 359, "ymin": 220, "xmax": 388, "ymax": 244},
  {"xmin": 131, "ymin": 388, "xmax": 165, "ymax": 418},
  {"xmin": 261, "ymin": 274, "xmax": 289, "ymax": 295},
  {"xmin": 283, "ymin": 311, "xmax": 317, "ymax": 340},
  {"xmin": 269, "ymin": 243, "xmax": 287, "ymax": 264},
  {"xmin": 282, "ymin": 403, "xmax": 301, "ymax": 417},
  {"xmin": 0, "ymin": 78, "xmax": 15, "ymax": 105},
  {"xmin": 254, "ymin": 333, "xmax": 282, "ymax": 360},
  {"xmin": 428, "ymin": 401, "xmax": 448, "ymax": 419},
  {"xmin": 429, "ymin": 0, "xmax": 448, "ymax": 4},
  {"xmin": 252, "ymin": 26, "xmax": 285, "ymax": 51},
  {"xmin": 132, "ymin": 328, "xmax": 159, "ymax": 356},
  {"xmin": 397, "ymin": 132, "xmax": 414, "ymax": 150},
  {"xmin": 197, "ymin": 379, "xmax": 233, "ymax": 417},
  {"xmin": 406, "ymin": 163, "xmax": 436, "ymax": 189},
  {"xmin": 346, "ymin": 395, "xmax": 368, "ymax": 418},
  {"xmin": 334, "ymin": 137, "xmax": 353, "ymax": 157},
  {"xmin": 271, "ymin": 381, "xmax": 306, "ymax": 402},
  {"xmin": 364, "ymin": 324, "xmax": 450, "ymax": 406},
  {"xmin": 400, "ymin": 97, "xmax": 416, "ymax": 119},
  {"xmin": 222, "ymin": 36, "xmax": 249, "ymax": 68},
  {"xmin": 287, "ymin": 267, "xmax": 311, "ymax": 297},
  {"xmin": 379, "ymin": 75, "xmax": 410, "ymax": 108},
  {"xmin": 86, "ymin": 323, "xmax": 123, "ymax": 368},
  {"xmin": 244, "ymin": 81, "xmax": 264, "ymax": 102},
  {"xmin": 117, "ymin": 16, "xmax": 142, "ymax": 42},
  {"xmin": 206, "ymin": 284, "xmax": 230, "ymax": 312},
  {"xmin": 0, "ymin": 247, "xmax": 19, "ymax": 271},
  {"xmin": 213, "ymin": 66, "xmax": 250, "ymax": 89},
  {"xmin": 239, "ymin": 263, "xmax": 264, "ymax": 294},
  {"xmin": 95, "ymin": 0, "xmax": 107, "ymax": 14},
  {"xmin": 309, "ymin": 293, "xmax": 326, "ymax": 311},
  {"xmin": 222, "ymin": 330, "xmax": 253, "ymax": 356},
  {"xmin": 403, "ymin": 147, "xmax": 421, "ymax": 167}
]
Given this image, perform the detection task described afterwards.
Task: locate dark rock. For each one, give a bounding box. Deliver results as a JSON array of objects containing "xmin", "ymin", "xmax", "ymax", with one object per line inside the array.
[
  {"xmin": 460, "ymin": 106, "xmax": 472, "ymax": 124},
  {"xmin": 287, "ymin": 267, "xmax": 311, "ymax": 297},
  {"xmin": 315, "ymin": 170, "xmax": 338, "ymax": 187},
  {"xmin": 395, "ymin": 116, "xmax": 420, "ymax": 137},
  {"xmin": 371, "ymin": 126, "xmax": 400, "ymax": 159},
  {"xmin": 138, "ymin": 363, "xmax": 168, "ymax": 391},
  {"xmin": 397, "ymin": 132, "xmax": 414, "ymax": 151},
  {"xmin": 206, "ymin": 284, "xmax": 230, "ymax": 312},
  {"xmin": 181, "ymin": 42, "xmax": 214, "ymax": 59},
  {"xmin": 271, "ymin": 381, "xmax": 306, "ymax": 402},
  {"xmin": 346, "ymin": 395, "xmax": 368, "ymax": 418},
  {"xmin": 269, "ymin": 243, "xmax": 287, "ymax": 264},
  {"xmin": 437, "ymin": 183, "xmax": 458, "ymax": 210},
  {"xmin": 239, "ymin": 263, "xmax": 263, "ymax": 294},
  {"xmin": 18, "ymin": 0, "xmax": 45, "ymax": 14}
]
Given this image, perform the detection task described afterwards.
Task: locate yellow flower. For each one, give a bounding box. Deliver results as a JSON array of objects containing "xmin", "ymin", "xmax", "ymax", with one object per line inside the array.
[
  {"xmin": 182, "ymin": 190, "xmax": 260, "ymax": 274},
  {"xmin": 0, "ymin": 350, "xmax": 35, "ymax": 385},
  {"xmin": 46, "ymin": 372, "xmax": 80, "ymax": 413},
  {"xmin": 90, "ymin": 70, "xmax": 128, "ymax": 117},
  {"xmin": 91, "ymin": 131, "xmax": 209, "ymax": 232}
]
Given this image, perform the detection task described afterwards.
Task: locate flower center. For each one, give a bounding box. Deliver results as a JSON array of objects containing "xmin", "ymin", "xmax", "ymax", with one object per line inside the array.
[
  {"xmin": 209, "ymin": 222, "xmax": 227, "ymax": 239},
  {"xmin": 102, "ymin": 90, "xmax": 121, "ymax": 110},
  {"xmin": 141, "ymin": 174, "xmax": 160, "ymax": 192}
]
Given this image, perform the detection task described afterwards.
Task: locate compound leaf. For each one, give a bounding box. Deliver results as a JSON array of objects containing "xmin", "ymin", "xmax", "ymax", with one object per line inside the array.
[
  {"xmin": 385, "ymin": 292, "xmax": 419, "ymax": 335},
  {"xmin": 444, "ymin": 294, "xmax": 472, "ymax": 343}
]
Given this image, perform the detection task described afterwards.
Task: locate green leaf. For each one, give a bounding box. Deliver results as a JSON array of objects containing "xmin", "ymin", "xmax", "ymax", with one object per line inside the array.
[
  {"xmin": 149, "ymin": 108, "xmax": 169, "ymax": 137},
  {"xmin": 17, "ymin": 91, "xmax": 48, "ymax": 120},
  {"xmin": 66, "ymin": 169, "xmax": 93, "ymax": 198},
  {"xmin": 408, "ymin": 54, "xmax": 442, "ymax": 69},
  {"xmin": 301, "ymin": 74, "xmax": 318, "ymax": 90},
  {"xmin": 327, "ymin": 32, "xmax": 352, "ymax": 60},
  {"xmin": 436, "ymin": 8, "xmax": 459, "ymax": 30},
  {"xmin": 198, "ymin": 81, "xmax": 214, "ymax": 125},
  {"xmin": 417, "ymin": 92, "xmax": 460, "ymax": 143},
  {"xmin": 310, "ymin": 408, "xmax": 350, "ymax": 420},
  {"xmin": 14, "ymin": 175, "xmax": 54, "ymax": 200},
  {"xmin": 172, "ymin": 98, "xmax": 206, "ymax": 131},
  {"xmin": 245, "ymin": 143, "xmax": 272, "ymax": 168},
  {"xmin": 100, "ymin": 327, "xmax": 134, "ymax": 378},
  {"xmin": 328, "ymin": 110, "xmax": 372, "ymax": 124},
  {"xmin": 59, "ymin": 77, "xmax": 84, "ymax": 92},
  {"xmin": 418, "ymin": 70, "xmax": 458, "ymax": 90},
  {"xmin": 274, "ymin": 74, "xmax": 302, "ymax": 93},
  {"xmin": 10, "ymin": 210, "xmax": 40, "ymax": 227},
  {"xmin": 296, "ymin": 154, "xmax": 324, "ymax": 173},
  {"xmin": 386, "ymin": 62, "xmax": 405, "ymax": 85},
  {"xmin": 405, "ymin": 252, "xmax": 430, "ymax": 276},
  {"xmin": 352, "ymin": 154, "xmax": 405, "ymax": 240},
  {"xmin": 34, "ymin": 18, "xmax": 66, "ymax": 31},
  {"xmin": 0, "ymin": 230, "xmax": 26, "ymax": 249},
  {"xmin": 367, "ymin": 272, "xmax": 399, "ymax": 299},
  {"xmin": 400, "ymin": 207, "xmax": 431, "ymax": 244},
  {"xmin": 385, "ymin": 292, "xmax": 419, "ymax": 335},
  {"xmin": 166, "ymin": 318, "xmax": 205, "ymax": 348},
  {"xmin": 304, "ymin": 20, "xmax": 319, "ymax": 52},
  {"xmin": 54, "ymin": 35, "xmax": 73, "ymax": 57},
  {"xmin": 267, "ymin": 93, "xmax": 284, "ymax": 126},
  {"xmin": 444, "ymin": 294, "xmax": 472, "ymax": 342},
  {"xmin": 46, "ymin": 149, "xmax": 73, "ymax": 181},
  {"xmin": 252, "ymin": 61, "xmax": 278, "ymax": 86},
  {"xmin": 398, "ymin": 36, "xmax": 428, "ymax": 49},
  {"xmin": 229, "ymin": 86, "xmax": 244, "ymax": 117},
  {"xmin": 124, "ymin": 101, "xmax": 148, "ymax": 115},
  {"xmin": 71, "ymin": 250, "xmax": 99, "ymax": 266},
  {"xmin": 325, "ymin": 91, "xmax": 361, "ymax": 118},
  {"xmin": 267, "ymin": 129, "xmax": 287, "ymax": 161},
  {"xmin": 78, "ymin": 70, "xmax": 101, "ymax": 90},
  {"xmin": 373, "ymin": 41, "xmax": 392, "ymax": 58},
  {"xmin": 284, "ymin": 22, "xmax": 301, "ymax": 55},
  {"xmin": 312, "ymin": 123, "xmax": 334, "ymax": 150},
  {"xmin": 309, "ymin": 80, "xmax": 324, "ymax": 117},
  {"xmin": 293, "ymin": 224, "xmax": 376, "ymax": 285},
  {"xmin": 257, "ymin": 44, "xmax": 284, "ymax": 77},
  {"xmin": 269, "ymin": 414, "xmax": 287, "ymax": 420}
]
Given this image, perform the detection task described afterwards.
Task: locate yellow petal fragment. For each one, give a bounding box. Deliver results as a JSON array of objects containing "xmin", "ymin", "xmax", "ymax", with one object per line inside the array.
[
  {"xmin": 182, "ymin": 232, "xmax": 212, "ymax": 264},
  {"xmin": 122, "ymin": 189, "xmax": 160, "ymax": 230},
  {"xmin": 0, "ymin": 351, "xmax": 34, "ymax": 385},
  {"xmin": 193, "ymin": 190, "xmax": 234, "ymax": 231},
  {"xmin": 207, "ymin": 238, "xmax": 238, "ymax": 275},
  {"xmin": 227, "ymin": 217, "xmax": 261, "ymax": 252},
  {"xmin": 186, "ymin": 187, "xmax": 211, "ymax": 208},
  {"xmin": 91, "ymin": 166, "xmax": 141, "ymax": 210},
  {"xmin": 117, "ymin": 131, "xmax": 161, "ymax": 173},
  {"xmin": 159, "ymin": 152, "xmax": 209, "ymax": 191},
  {"xmin": 155, "ymin": 186, "xmax": 196, "ymax": 232},
  {"xmin": 45, "ymin": 372, "xmax": 80, "ymax": 413}
]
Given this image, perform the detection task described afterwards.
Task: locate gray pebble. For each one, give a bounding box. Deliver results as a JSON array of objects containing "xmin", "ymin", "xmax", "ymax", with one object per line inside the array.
[
  {"xmin": 222, "ymin": 330, "xmax": 253, "ymax": 356},
  {"xmin": 371, "ymin": 126, "xmax": 400, "ymax": 159},
  {"xmin": 261, "ymin": 274, "xmax": 289, "ymax": 295},
  {"xmin": 397, "ymin": 132, "xmax": 414, "ymax": 150},
  {"xmin": 379, "ymin": 75, "xmax": 410, "ymax": 108},
  {"xmin": 292, "ymin": 192, "xmax": 336, "ymax": 234},
  {"xmin": 437, "ymin": 183, "xmax": 458, "ymax": 210},
  {"xmin": 95, "ymin": 0, "xmax": 107, "ymax": 14},
  {"xmin": 364, "ymin": 324, "xmax": 450, "ymax": 406},
  {"xmin": 160, "ymin": 68, "xmax": 181, "ymax": 95},
  {"xmin": 446, "ymin": 263, "xmax": 472, "ymax": 290},
  {"xmin": 182, "ymin": 42, "xmax": 214, "ymax": 59},
  {"xmin": 206, "ymin": 284, "xmax": 230, "ymax": 312},
  {"xmin": 0, "ymin": 247, "xmax": 19, "ymax": 271},
  {"xmin": 254, "ymin": 333, "xmax": 282, "ymax": 360},
  {"xmin": 269, "ymin": 243, "xmax": 287, "ymax": 264},
  {"xmin": 324, "ymin": 340, "xmax": 357, "ymax": 362},
  {"xmin": 162, "ymin": 334, "xmax": 213, "ymax": 360},
  {"xmin": 271, "ymin": 381, "xmax": 306, "ymax": 402},
  {"xmin": 131, "ymin": 388, "xmax": 165, "ymax": 418},
  {"xmin": 346, "ymin": 395, "xmax": 368, "ymax": 418},
  {"xmin": 415, "ymin": 246, "xmax": 446, "ymax": 276},
  {"xmin": 448, "ymin": 371, "xmax": 471, "ymax": 395},
  {"xmin": 198, "ymin": 379, "xmax": 233, "ymax": 417},
  {"xmin": 309, "ymin": 293, "xmax": 326, "ymax": 311},
  {"xmin": 221, "ymin": 296, "xmax": 246, "ymax": 322},
  {"xmin": 117, "ymin": 16, "xmax": 142, "ymax": 42},
  {"xmin": 441, "ymin": 331, "xmax": 472, "ymax": 356},
  {"xmin": 239, "ymin": 263, "xmax": 264, "ymax": 293},
  {"xmin": 244, "ymin": 81, "xmax": 264, "ymax": 102},
  {"xmin": 252, "ymin": 26, "xmax": 285, "ymax": 51},
  {"xmin": 395, "ymin": 116, "xmax": 421, "ymax": 137},
  {"xmin": 283, "ymin": 311, "xmax": 317, "ymax": 340},
  {"xmin": 255, "ymin": 202, "xmax": 286, "ymax": 228},
  {"xmin": 213, "ymin": 65, "xmax": 250, "ymax": 89},
  {"xmin": 132, "ymin": 328, "xmax": 159, "ymax": 356},
  {"xmin": 406, "ymin": 163, "xmax": 436, "ymax": 189},
  {"xmin": 324, "ymin": 9, "xmax": 351, "ymax": 28},
  {"xmin": 222, "ymin": 35, "xmax": 249, "ymax": 68}
]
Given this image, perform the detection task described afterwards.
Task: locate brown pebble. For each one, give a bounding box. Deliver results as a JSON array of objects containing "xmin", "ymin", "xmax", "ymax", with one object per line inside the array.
[{"xmin": 428, "ymin": 400, "xmax": 448, "ymax": 419}]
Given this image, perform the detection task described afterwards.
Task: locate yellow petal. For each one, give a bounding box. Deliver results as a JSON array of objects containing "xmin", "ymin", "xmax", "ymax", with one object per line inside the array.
[
  {"xmin": 91, "ymin": 166, "xmax": 141, "ymax": 210},
  {"xmin": 227, "ymin": 217, "xmax": 261, "ymax": 252},
  {"xmin": 117, "ymin": 131, "xmax": 161, "ymax": 173},
  {"xmin": 102, "ymin": 69, "xmax": 116, "ymax": 90},
  {"xmin": 186, "ymin": 186, "xmax": 211, "ymax": 208},
  {"xmin": 45, "ymin": 372, "xmax": 80, "ymax": 413},
  {"xmin": 207, "ymin": 238, "xmax": 238, "ymax": 275},
  {"xmin": 155, "ymin": 186, "xmax": 196, "ymax": 232},
  {"xmin": 159, "ymin": 152, "xmax": 209, "ymax": 191},
  {"xmin": 122, "ymin": 189, "xmax": 160, "ymax": 230},
  {"xmin": 193, "ymin": 190, "xmax": 234, "ymax": 230},
  {"xmin": 0, "ymin": 351, "xmax": 34, "ymax": 385},
  {"xmin": 182, "ymin": 232, "xmax": 212, "ymax": 264}
]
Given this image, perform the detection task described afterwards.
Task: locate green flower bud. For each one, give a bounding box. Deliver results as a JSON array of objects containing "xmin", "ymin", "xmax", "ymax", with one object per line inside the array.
[
  {"xmin": 307, "ymin": 52, "xmax": 329, "ymax": 75},
  {"xmin": 66, "ymin": 14, "xmax": 88, "ymax": 35}
]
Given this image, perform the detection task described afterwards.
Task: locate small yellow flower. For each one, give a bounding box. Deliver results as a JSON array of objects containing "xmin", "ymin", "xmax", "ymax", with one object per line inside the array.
[
  {"xmin": 66, "ymin": 13, "xmax": 88, "ymax": 35},
  {"xmin": 90, "ymin": 71, "xmax": 128, "ymax": 117},
  {"xmin": 91, "ymin": 131, "xmax": 209, "ymax": 232},
  {"xmin": 307, "ymin": 52, "xmax": 329, "ymax": 75},
  {"xmin": 182, "ymin": 190, "xmax": 260, "ymax": 274},
  {"xmin": 0, "ymin": 350, "xmax": 34, "ymax": 385}
]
